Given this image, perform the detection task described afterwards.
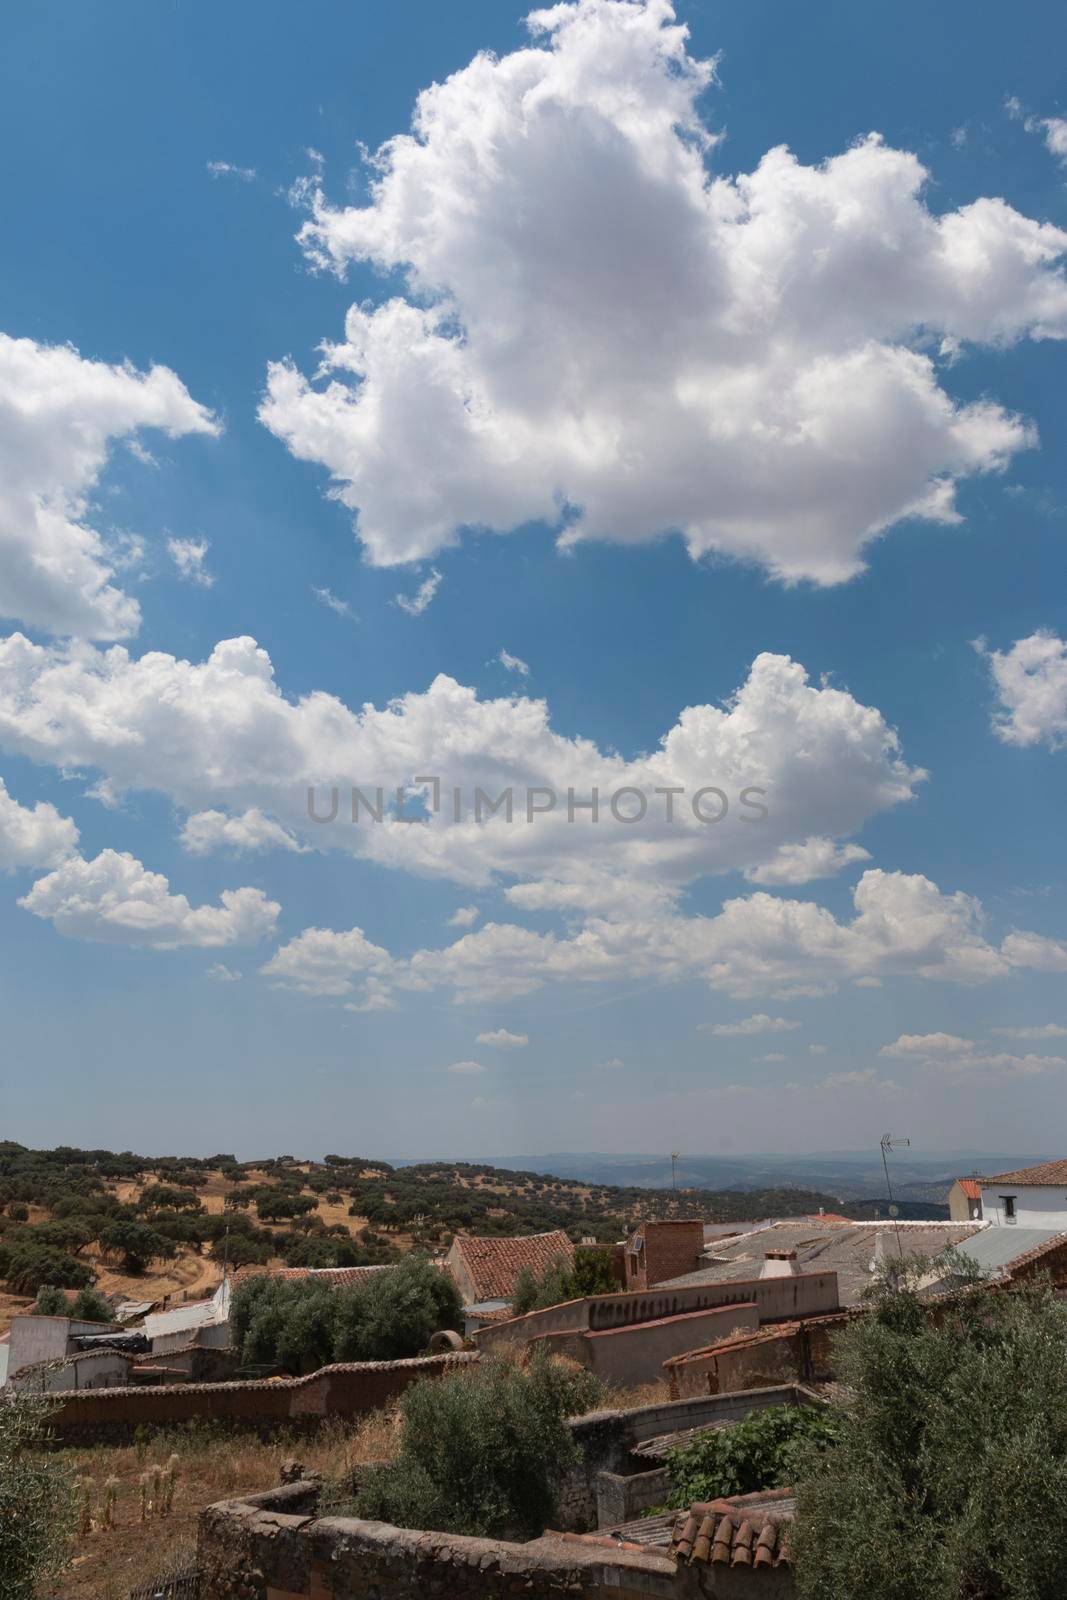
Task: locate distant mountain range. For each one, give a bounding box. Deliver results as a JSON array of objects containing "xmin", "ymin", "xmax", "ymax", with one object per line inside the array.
[{"xmin": 411, "ymin": 1151, "xmax": 1051, "ymax": 1206}]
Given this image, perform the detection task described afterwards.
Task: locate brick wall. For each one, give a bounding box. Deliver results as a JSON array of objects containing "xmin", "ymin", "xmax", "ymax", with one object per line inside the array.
[
  {"xmin": 640, "ymin": 1222, "xmax": 706, "ymax": 1288},
  {"xmin": 43, "ymin": 1354, "xmax": 475, "ymax": 1446}
]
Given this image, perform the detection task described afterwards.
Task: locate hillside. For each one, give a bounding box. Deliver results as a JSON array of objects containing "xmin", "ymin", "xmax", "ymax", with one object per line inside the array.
[{"xmin": 0, "ymin": 1142, "xmax": 856, "ymax": 1328}]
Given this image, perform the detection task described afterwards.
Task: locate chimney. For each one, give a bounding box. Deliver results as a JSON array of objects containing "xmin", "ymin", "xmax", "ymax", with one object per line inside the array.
[{"xmin": 760, "ymin": 1249, "xmax": 798, "ymax": 1279}]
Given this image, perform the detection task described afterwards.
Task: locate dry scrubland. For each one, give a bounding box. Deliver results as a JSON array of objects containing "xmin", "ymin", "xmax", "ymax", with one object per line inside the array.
[{"xmin": 41, "ymin": 1378, "xmax": 674, "ymax": 1598}]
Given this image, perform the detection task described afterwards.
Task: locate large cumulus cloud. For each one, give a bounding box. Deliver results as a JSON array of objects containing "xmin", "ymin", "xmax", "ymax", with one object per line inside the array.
[{"xmin": 261, "ymin": 0, "xmax": 1066, "ymax": 582}]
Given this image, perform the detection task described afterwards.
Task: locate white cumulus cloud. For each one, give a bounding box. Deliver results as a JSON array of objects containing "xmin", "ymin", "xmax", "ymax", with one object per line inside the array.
[
  {"xmin": 0, "ymin": 777, "xmax": 79, "ymax": 871},
  {"xmin": 476, "ymin": 1028, "xmax": 529, "ymax": 1049},
  {"xmin": 180, "ymin": 808, "xmax": 306, "ymax": 856},
  {"xmin": 261, "ymin": 0, "xmax": 1065, "ymax": 584},
  {"xmin": 19, "ymin": 849, "xmax": 279, "ymax": 947},
  {"xmin": 0, "ymin": 636, "xmax": 925, "ymax": 902},
  {"xmin": 0, "ymin": 333, "xmax": 218, "ymax": 639},
  {"xmin": 744, "ymin": 837, "xmax": 870, "ymax": 886},
  {"xmin": 979, "ymin": 631, "xmax": 1067, "ymax": 749}
]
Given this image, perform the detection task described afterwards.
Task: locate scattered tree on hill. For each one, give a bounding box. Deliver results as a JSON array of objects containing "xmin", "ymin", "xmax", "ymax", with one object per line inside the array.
[
  {"xmin": 793, "ymin": 1258, "xmax": 1067, "ymax": 1599},
  {"xmin": 0, "ymin": 1239, "xmax": 91, "ymax": 1295},
  {"xmin": 98, "ymin": 1220, "xmax": 173, "ymax": 1274},
  {"xmin": 355, "ymin": 1353, "xmax": 605, "ymax": 1539},
  {"xmin": 0, "ymin": 1390, "xmax": 76, "ymax": 1598}
]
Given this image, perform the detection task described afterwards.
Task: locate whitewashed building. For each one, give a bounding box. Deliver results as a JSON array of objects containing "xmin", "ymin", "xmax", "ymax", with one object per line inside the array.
[{"xmin": 980, "ymin": 1161, "xmax": 1067, "ymax": 1227}]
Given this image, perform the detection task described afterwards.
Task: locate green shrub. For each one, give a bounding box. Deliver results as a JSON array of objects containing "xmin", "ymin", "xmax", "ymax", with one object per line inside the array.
[
  {"xmin": 31, "ymin": 1284, "xmax": 69, "ymax": 1316},
  {"xmin": 0, "ymin": 1390, "xmax": 76, "ymax": 1598},
  {"xmin": 666, "ymin": 1404, "xmax": 840, "ymax": 1507},
  {"xmin": 0, "ymin": 1238, "xmax": 91, "ymax": 1294},
  {"xmin": 356, "ymin": 1352, "xmax": 606, "ymax": 1539},
  {"xmin": 70, "ymin": 1286, "xmax": 114, "ymax": 1323}
]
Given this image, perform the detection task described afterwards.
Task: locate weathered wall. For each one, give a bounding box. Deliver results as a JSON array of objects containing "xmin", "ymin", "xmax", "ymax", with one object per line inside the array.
[
  {"xmin": 198, "ymin": 1483, "xmax": 681, "ymax": 1600},
  {"xmin": 12, "ymin": 1349, "xmax": 133, "ymax": 1395},
  {"xmin": 475, "ymin": 1272, "xmax": 839, "ymax": 1355},
  {"xmin": 535, "ymin": 1304, "xmax": 760, "ymax": 1388},
  {"xmin": 6, "ymin": 1314, "xmax": 123, "ymax": 1377},
  {"xmin": 558, "ymin": 1385, "xmax": 818, "ymax": 1532},
  {"xmin": 666, "ymin": 1314, "xmax": 853, "ymax": 1398},
  {"xmin": 44, "ymin": 1353, "xmax": 475, "ymax": 1446}
]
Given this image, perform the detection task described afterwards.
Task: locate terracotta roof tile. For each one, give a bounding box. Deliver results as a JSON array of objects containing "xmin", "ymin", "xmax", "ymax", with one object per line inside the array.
[
  {"xmin": 670, "ymin": 1491, "xmax": 795, "ymax": 1571},
  {"xmin": 450, "ymin": 1230, "xmax": 574, "ymax": 1301},
  {"xmin": 956, "ymin": 1178, "xmax": 983, "ymax": 1200},
  {"xmin": 984, "ymin": 1160, "xmax": 1067, "ymax": 1187}
]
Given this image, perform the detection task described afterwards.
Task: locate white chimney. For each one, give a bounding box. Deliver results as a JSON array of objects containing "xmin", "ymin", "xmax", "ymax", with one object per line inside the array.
[{"xmin": 760, "ymin": 1249, "xmax": 798, "ymax": 1278}]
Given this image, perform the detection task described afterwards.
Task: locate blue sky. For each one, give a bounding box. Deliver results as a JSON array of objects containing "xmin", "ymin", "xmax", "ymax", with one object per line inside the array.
[{"xmin": 1, "ymin": 0, "xmax": 1066, "ymax": 1160}]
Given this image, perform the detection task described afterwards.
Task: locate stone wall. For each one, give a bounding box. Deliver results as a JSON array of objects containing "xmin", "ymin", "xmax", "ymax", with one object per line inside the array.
[
  {"xmin": 43, "ymin": 1353, "xmax": 475, "ymax": 1446},
  {"xmin": 198, "ymin": 1482, "xmax": 683, "ymax": 1600}
]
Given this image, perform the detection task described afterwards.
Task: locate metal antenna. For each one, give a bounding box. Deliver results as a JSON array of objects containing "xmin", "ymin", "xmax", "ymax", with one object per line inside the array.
[
  {"xmin": 671, "ymin": 1152, "xmax": 680, "ymax": 1193},
  {"xmin": 880, "ymin": 1134, "xmax": 910, "ymax": 1261}
]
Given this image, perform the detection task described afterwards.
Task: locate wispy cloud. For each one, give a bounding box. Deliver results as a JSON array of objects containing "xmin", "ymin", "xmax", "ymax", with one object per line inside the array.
[
  {"xmin": 167, "ymin": 536, "xmax": 214, "ymax": 588},
  {"xmin": 498, "ymin": 648, "xmax": 530, "ymax": 677},
  {"xmin": 207, "ymin": 160, "xmax": 257, "ymax": 182},
  {"xmin": 476, "ymin": 1028, "xmax": 528, "ymax": 1050},
  {"xmin": 703, "ymin": 1014, "xmax": 801, "ymax": 1037},
  {"xmin": 312, "ymin": 585, "xmax": 355, "ymax": 619},
  {"xmin": 394, "ymin": 568, "xmax": 442, "ymax": 616}
]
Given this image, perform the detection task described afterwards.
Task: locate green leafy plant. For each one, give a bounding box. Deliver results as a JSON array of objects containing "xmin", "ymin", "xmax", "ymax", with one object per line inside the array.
[
  {"xmin": 666, "ymin": 1404, "xmax": 840, "ymax": 1507},
  {"xmin": 0, "ymin": 1390, "xmax": 77, "ymax": 1598},
  {"xmin": 355, "ymin": 1352, "xmax": 606, "ymax": 1539}
]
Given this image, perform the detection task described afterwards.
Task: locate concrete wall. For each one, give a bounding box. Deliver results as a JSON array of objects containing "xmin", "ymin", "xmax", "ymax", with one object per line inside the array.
[
  {"xmin": 474, "ymin": 1272, "xmax": 839, "ymax": 1357},
  {"xmin": 534, "ymin": 1304, "xmax": 760, "ymax": 1388},
  {"xmin": 948, "ymin": 1183, "xmax": 982, "ymax": 1223},
  {"xmin": 6, "ymin": 1315, "xmax": 123, "ymax": 1379},
  {"xmin": 43, "ymin": 1354, "xmax": 475, "ymax": 1446},
  {"xmin": 980, "ymin": 1183, "xmax": 1067, "ymax": 1228},
  {"xmin": 12, "ymin": 1349, "xmax": 133, "ymax": 1395}
]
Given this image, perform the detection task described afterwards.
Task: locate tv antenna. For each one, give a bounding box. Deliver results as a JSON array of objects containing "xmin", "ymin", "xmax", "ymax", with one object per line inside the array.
[
  {"xmin": 671, "ymin": 1152, "xmax": 680, "ymax": 1193},
  {"xmin": 880, "ymin": 1134, "xmax": 910, "ymax": 1261}
]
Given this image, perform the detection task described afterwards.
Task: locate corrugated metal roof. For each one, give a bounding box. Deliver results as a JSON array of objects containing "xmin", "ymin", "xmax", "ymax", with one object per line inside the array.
[{"xmin": 948, "ymin": 1227, "xmax": 1066, "ymax": 1275}]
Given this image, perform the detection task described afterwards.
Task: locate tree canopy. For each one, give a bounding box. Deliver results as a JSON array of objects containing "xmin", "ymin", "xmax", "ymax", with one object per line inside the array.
[{"xmin": 794, "ymin": 1259, "xmax": 1067, "ymax": 1600}]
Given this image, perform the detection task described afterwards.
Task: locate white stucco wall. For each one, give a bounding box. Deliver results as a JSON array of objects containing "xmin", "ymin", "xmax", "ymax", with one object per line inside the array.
[
  {"xmin": 12, "ymin": 1349, "xmax": 131, "ymax": 1394},
  {"xmin": 6, "ymin": 1315, "xmax": 110, "ymax": 1377},
  {"xmin": 980, "ymin": 1184, "xmax": 1067, "ymax": 1228}
]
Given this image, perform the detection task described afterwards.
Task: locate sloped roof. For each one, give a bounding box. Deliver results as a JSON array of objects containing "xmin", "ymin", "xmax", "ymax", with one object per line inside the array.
[
  {"xmin": 672, "ymin": 1490, "xmax": 795, "ymax": 1571},
  {"xmin": 231, "ymin": 1264, "xmax": 392, "ymax": 1289},
  {"xmin": 657, "ymin": 1219, "xmax": 981, "ymax": 1307},
  {"xmin": 451, "ymin": 1229, "xmax": 574, "ymax": 1300},
  {"xmin": 984, "ymin": 1160, "xmax": 1067, "ymax": 1186},
  {"xmin": 955, "ymin": 1178, "xmax": 983, "ymax": 1201}
]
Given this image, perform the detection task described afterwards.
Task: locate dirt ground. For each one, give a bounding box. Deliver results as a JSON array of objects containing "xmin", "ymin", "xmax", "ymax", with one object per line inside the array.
[{"xmin": 43, "ymin": 1410, "xmax": 400, "ymax": 1600}]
